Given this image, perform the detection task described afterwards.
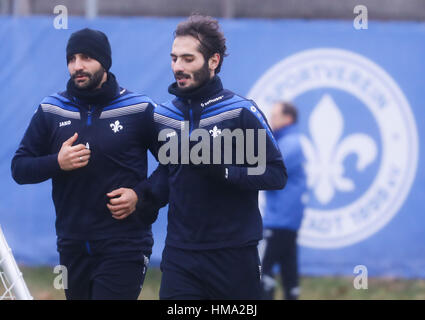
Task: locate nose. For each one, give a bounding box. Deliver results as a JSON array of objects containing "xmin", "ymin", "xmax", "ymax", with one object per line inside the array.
[
  {"xmin": 73, "ymin": 56, "xmax": 84, "ymax": 71},
  {"xmin": 172, "ymin": 58, "xmax": 184, "ymax": 74}
]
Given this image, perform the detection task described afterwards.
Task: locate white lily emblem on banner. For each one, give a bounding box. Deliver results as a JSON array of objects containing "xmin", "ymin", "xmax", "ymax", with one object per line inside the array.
[{"xmin": 300, "ymin": 94, "xmax": 378, "ymax": 204}]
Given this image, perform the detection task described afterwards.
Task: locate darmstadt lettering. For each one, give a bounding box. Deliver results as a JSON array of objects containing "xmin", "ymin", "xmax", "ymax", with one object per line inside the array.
[{"xmin": 157, "ymin": 121, "xmax": 267, "ymax": 176}]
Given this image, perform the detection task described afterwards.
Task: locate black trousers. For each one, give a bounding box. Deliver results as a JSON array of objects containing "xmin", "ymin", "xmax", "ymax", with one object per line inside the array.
[
  {"xmin": 260, "ymin": 228, "xmax": 299, "ymax": 300},
  {"xmin": 159, "ymin": 245, "xmax": 262, "ymax": 300},
  {"xmin": 57, "ymin": 238, "xmax": 150, "ymax": 300}
]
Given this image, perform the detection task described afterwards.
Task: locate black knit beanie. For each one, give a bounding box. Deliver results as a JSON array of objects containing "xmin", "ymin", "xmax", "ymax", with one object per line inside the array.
[{"xmin": 66, "ymin": 28, "xmax": 112, "ymax": 71}]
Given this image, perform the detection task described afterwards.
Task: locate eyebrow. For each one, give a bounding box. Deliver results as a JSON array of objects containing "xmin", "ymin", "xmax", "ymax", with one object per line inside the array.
[{"xmin": 170, "ymin": 53, "xmax": 195, "ymax": 58}]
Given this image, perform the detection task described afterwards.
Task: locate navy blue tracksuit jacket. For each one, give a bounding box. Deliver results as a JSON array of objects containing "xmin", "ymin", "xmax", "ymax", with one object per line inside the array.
[
  {"xmin": 149, "ymin": 76, "xmax": 288, "ymax": 250},
  {"xmin": 11, "ymin": 86, "xmax": 157, "ymax": 246}
]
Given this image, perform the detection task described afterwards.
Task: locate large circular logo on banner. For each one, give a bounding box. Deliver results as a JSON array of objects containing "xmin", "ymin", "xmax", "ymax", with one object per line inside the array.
[{"xmin": 249, "ymin": 48, "xmax": 418, "ymax": 248}]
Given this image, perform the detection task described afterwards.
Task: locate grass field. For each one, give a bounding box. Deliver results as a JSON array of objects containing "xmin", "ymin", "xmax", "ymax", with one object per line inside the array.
[{"xmin": 2, "ymin": 266, "xmax": 423, "ymax": 300}]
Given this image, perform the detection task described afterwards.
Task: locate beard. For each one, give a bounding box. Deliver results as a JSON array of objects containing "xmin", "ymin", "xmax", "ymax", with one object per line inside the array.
[
  {"xmin": 174, "ymin": 60, "xmax": 211, "ymax": 92},
  {"xmin": 71, "ymin": 67, "xmax": 105, "ymax": 90}
]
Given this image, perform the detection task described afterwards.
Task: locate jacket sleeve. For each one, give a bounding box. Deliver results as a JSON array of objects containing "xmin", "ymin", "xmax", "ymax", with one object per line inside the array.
[
  {"xmin": 225, "ymin": 103, "xmax": 288, "ymax": 191},
  {"xmin": 144, "ymin": 103, "xmax": 161, "ymax": 161},
  {"xmin": 11, "ymin": 105, "xmax": 61, "ymax": 184},
  {"xmin": 132, "ymin": 103, "xmax": 169, "ymax": 223}
]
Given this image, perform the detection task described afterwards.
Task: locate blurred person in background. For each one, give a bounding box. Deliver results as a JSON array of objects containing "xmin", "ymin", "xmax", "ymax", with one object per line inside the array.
[
  {"xmin": 260, "ymin": 102, "xmax": 307, "ymax": 300},
  {"xmin": 11, "ymin": 28, "xmax": 161, "ymax": 300}
]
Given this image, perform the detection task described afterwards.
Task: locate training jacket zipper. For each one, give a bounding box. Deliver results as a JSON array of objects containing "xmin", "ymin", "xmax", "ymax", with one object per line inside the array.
[
  {"xmin": 188, "ymin": 99, "xmax": 194, "ymax": 134},
  {"xmin": 87, "ymin": 105, "xmax": 92, "ymax": 126}
]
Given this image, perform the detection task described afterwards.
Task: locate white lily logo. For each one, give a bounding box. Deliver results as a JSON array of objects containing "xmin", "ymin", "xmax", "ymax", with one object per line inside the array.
[
  {"xmin": 110, "ymin": 120, "xmax": 123, "ymax": 133},
  {"xmin": 209, "ymin": 125, "xmax": 222, "ymax": 138},
  {"xmin": 300, "ymin": 94, "xmax": 378, "ymax": 204}
]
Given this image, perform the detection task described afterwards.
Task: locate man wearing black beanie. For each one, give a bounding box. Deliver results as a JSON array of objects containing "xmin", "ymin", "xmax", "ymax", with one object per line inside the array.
[
  {"xmin": 66, "ymin": 28, "xmax": 114, "ymax": 104},
  {"xmin": 11, "ymin": 28, "xmax": 165, "ymax": 300}
]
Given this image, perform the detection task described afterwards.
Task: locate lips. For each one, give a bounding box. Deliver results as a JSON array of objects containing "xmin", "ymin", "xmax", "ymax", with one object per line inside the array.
[
  {"xmin": 73, "ymin": 72, "xmax": 90, "ymax": 81},
  {"xmin": 177, "ymin": 79, "xmax": 189, "ymax": 87},
  {"xmin": 176, "ymin": 75, "xmax": 191, "ymax": 87},
  {"xmin": 175, "ymin": 72, "xmax": 190, "ymax": 80}
]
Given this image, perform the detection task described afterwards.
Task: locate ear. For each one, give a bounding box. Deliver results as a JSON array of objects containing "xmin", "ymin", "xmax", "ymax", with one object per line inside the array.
[
  {"xmin": 208, "ymin": 53, "xmax": 220, "ymax": 73},
  {"xmin": 283, "ymin": 114, "xmax": 294, "ymax": 127}
]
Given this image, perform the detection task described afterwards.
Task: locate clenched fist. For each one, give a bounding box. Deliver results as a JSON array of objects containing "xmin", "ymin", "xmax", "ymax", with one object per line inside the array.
[{"xmin": 106, "ymin": 188, "xmax": 138, "ymax": 220}]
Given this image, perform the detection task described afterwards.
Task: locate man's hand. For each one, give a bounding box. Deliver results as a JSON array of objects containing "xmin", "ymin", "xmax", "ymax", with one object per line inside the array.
[
  {"xmin": 58, "ymin": 133, "xmax": 91, "ymax": 171},
  {"xmin": 106, "ymin": 188, "xmax": 138, "ymax": 220}
]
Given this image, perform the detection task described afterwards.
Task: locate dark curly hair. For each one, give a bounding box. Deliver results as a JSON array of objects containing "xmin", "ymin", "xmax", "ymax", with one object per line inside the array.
[
  {"xmin": 175, "ymin": 14, "xmax": 228, "ymax": 74},
  {"xmin": 280, "ymin": 102, "xmax": 298, "ymax": 123}
]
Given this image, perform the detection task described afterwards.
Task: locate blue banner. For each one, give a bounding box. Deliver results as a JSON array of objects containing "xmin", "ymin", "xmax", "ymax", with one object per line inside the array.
[{"xmin": 0, "ymin": 16, "xmax": 424, "ymax": 278}]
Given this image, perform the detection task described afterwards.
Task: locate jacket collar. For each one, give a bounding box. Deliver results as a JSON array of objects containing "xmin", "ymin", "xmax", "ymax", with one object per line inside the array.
[
  {"xmin": 168, "ymin": 75, "xmax": 224, "ymax": 106},
  {"xmin": 66, "ymin": 72, "xmax": 120, "ymax": 108}
]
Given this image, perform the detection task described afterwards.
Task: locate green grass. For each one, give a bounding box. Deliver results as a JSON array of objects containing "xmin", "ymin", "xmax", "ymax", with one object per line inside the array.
[
  {"xmin": 298, "ymin": 276, "xmax": 425, "ymax": 300},
  {"xmin": 2, "ymin": 266, "xmax": 424, "ymax": 300}
]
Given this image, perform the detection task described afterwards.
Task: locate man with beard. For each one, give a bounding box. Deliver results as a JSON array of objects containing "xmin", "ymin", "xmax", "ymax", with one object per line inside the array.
[
  {"xmin": 11, "ymin": 28, "xmax": 160, "ymax": 299},
  {"xmin": 142, "ymin": 15, "xmax": 288, "ymax": 299}
]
